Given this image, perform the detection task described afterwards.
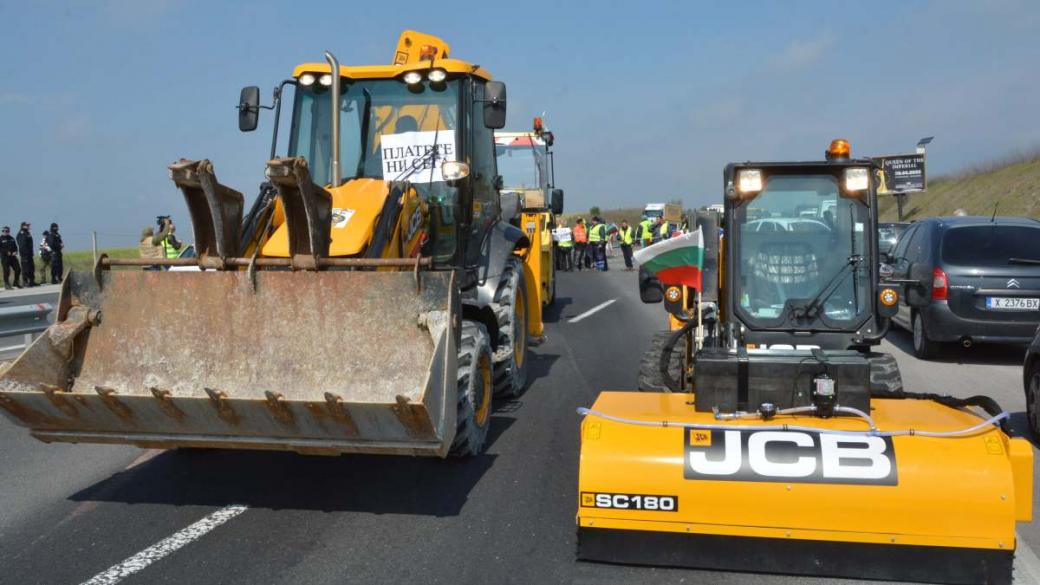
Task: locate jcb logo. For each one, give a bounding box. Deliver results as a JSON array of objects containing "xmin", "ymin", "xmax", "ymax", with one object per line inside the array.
[{"xmin": 683, "ymin": 429, "xmax": 897, "ymax": 486}]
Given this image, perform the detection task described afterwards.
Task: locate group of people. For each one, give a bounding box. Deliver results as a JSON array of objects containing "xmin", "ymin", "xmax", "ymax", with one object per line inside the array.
[
  {"xmin": 0, "ymin": 222, "xmax": 64, "ymax": 289},
  {"xmin": 551, "ymin": 214, "xmax": 682, "ymax": 274}
]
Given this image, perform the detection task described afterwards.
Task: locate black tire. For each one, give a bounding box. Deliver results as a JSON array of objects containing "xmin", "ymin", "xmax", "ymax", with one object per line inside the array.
[
  {"xmin": 1026, "ymin": 360, "xmax": 1040, "ymax": 442},
  {"xmin": 868, "ymin": 352, "xmax": 904, "ymax": 393},
  {"xmin": 638, "ymin": 330, "xmax": 684, "ymax": 392},
  {"xmin": 492, "ymin": 257, "xmax": 530, "ymax": 398},
  {"xmin": 450, "ymin": 320, "xmax": 494, "ymax": 457},
  {"xmin": 547, "ymin": 252, "xmax": 557, "ymax": 306},
  {"xmin": 912, "ymin": 311, "xmax": 940, "ymax": 359}
]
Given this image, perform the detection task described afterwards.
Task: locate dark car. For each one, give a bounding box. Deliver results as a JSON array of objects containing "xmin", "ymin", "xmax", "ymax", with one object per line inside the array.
[
  {"xmin": 885, "ymin": 216, "xmax": 1040, "ymax": 358},
  {"xmin": 1026, "ymin": 326, "xmax": 1040, "ymax": 440},
  {"xmin": 878, "ymin": 221, "xmax": 909, "ymax": 255}
]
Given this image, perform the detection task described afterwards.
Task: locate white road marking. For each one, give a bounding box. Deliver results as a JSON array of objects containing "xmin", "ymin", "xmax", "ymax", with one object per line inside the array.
[
  {"xmin": 79, "ymin": 505, "xmax": 248, "ymax": 585},
  {"xmin": 568, "ymin": 299, "xmax": 616, "ymax": 324},
  {"xmin": 1016, "ymin": 531, "xmax": 1040, "ymax": 585}
]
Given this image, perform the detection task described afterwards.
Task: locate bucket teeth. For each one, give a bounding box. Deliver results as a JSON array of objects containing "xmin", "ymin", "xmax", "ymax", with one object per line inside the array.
[
  {"xmin": 94, "ymin": 386, "xmax": 134, "ymax": 422},
  {"xmin": 149, "ymin": 387, "xmax": 186, "ymax": 422},
  {"xmin": 168, "ymin": 158, "xmax": 244, "ymax": 259},
  {"xmin": 264, "ymin": 391, "xmax": 295, "ymax": 426},
  {"xmin": 41, "ymin": 384, "xmax": 78, "ymax": 418},
  {"xmin": 203, "ymin": 387, "xmax": 240, "ymax": 425},
  {"xmin": 322, "ymin": 392, "xmax": 360, "ymax": 436}
]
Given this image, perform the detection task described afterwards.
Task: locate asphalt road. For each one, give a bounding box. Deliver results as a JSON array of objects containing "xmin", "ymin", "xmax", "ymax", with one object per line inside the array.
[{"xmin": 0, "ymin": 270, "xmax": 1037, "ymax": 584}]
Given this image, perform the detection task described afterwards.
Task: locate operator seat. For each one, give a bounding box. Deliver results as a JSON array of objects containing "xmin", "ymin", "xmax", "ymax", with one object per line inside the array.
[{"xmin": 748, "ymin": 241, "xmax": 820, "ymax": 309}]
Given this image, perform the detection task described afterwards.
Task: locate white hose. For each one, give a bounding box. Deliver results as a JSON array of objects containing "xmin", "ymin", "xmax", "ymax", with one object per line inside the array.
[{"xmin": 576, "ymin": 407, "xmax": 1009, "ymax": 439}]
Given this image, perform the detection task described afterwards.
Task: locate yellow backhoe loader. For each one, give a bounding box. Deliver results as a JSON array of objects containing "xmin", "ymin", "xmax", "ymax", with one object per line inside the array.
[
  {"xmin": 0, "ymin": 31, "xmax": 538, "ymax": 457},
  {"xmin": 577, "ymin": 141, "xmax": 1033, "ymax": 584},
  {"xmin": 495, "ymin": 117, "xmax": 564, "ymax": 330}
]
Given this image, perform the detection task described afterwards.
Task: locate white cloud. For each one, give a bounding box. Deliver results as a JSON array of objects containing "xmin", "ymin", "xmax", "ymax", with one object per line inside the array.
[{"xmin": 770, "ymin": 33, "xmax": 835, "ymax": 71}]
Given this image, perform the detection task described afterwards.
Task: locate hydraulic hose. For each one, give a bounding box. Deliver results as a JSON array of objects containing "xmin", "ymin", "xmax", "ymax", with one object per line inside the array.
[{"xmin": 576, "ymin": 407, "xmax": 1009, "ymax": 439}]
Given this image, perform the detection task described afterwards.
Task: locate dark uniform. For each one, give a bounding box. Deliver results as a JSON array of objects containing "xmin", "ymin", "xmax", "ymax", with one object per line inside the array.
[
  {"xmin": 0, "ymin": 227, "xmax": 20, "ymax": 289},
  {"xmin": 45, "ymin": 225, "xmax": 64, "ymax": 284},
  {"xmin": 16, "ymin": 224, "xmax": 35, "ymax": 287}
]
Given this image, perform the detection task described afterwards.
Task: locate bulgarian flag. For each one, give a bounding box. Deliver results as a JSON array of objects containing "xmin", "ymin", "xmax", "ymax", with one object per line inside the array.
[{"xmin": 634, "ymin": 228, "xmax": 704, "ymax": 290}]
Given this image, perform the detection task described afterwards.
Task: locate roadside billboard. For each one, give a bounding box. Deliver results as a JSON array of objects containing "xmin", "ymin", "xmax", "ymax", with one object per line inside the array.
[{"xmin": 872, "ymin": 154, "xmax": 926, "ymax": 194}]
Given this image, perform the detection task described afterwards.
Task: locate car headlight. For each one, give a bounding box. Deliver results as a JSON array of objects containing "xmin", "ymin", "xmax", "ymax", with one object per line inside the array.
[
  {"xmin": 845, "ymin": 167, "xmax": 869, "ymax": 192},
  {"xmin": 299, "ymin": 73, "xmax": 316, "ymax": 86},
  {"xmin": 428, "ymin": 68, "xmax": 447, "ymax": 83},
  {"xmin": 402, "ymin": 71, "xmax": 423, "ymax": 85},
  {"xmin": 737, "ymin": 169, "xmax": 763, "ymax": 194},
  {"xmin": 441, "ymin": 161, "xmax": 470, "ymax": 182}
]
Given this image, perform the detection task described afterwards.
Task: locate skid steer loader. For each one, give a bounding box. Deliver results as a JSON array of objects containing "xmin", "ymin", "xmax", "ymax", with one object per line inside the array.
[
  {"xmin": 577, "ymin": 140, "xmax": 1033, "ymax": 584},
  {"xmin": 495, "ymin": 117, "xmax": 564, "ymax": 317},
  {"xmin": 0, "ymin": 30, "xmax": 535, "ymax": 457}
]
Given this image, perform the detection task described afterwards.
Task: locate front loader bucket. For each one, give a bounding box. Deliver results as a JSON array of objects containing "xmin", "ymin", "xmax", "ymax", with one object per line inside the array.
[
  {"xmin": 0, "ymin": 268, "xmax": 459, "ymax": 457},
  {"xmin": 577, "ymin": 392, "xmax": 1033, "ymax": 585}
]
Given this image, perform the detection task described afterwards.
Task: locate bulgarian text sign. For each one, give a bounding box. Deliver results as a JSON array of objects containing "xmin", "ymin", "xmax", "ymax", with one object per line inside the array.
[{"xmin": 380, "ymin": 131, "xmax": 456, "ymax": 182}]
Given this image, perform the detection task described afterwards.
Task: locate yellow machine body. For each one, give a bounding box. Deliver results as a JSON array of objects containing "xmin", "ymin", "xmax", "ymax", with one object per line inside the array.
[{"xmin": 577, "ymin": 392, "xmax": 1033, "ymax": 583}]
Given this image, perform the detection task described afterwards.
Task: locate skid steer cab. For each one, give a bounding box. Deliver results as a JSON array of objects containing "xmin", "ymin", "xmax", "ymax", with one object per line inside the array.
[
  {"xmin": 0, "ymin": 30, "xmax": 540, "ymax": 458},
  {"xmin": 581, "ymin": 140, "xmax": 1033, "ymax": 584}
]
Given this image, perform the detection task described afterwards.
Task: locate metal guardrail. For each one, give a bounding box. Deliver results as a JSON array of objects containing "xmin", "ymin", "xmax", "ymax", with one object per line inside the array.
[{"xmin": 0, "ymin": 303, "xmax": 54, "ymax": 354}]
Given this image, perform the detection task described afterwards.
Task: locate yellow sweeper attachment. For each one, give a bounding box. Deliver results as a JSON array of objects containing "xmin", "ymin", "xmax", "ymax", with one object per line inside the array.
[{"xmin": 577, "ymin": 393, "xmax": 1033, "ymax": 584}]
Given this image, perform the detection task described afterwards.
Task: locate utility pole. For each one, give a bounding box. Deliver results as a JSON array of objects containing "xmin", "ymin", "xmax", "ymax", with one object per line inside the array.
[{"xmin": 92, "ymin": 230, "xmax": 98, "ymax": 265}]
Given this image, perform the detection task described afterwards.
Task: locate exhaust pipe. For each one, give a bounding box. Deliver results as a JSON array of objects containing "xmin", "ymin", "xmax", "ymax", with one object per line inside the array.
[
  {"xmin": 324, "ymin": 50, "xmax": 341, "ymax": 187},
  {"xmin": 961, "ymin": 337, "xmax": 974, "ymax": 348}
]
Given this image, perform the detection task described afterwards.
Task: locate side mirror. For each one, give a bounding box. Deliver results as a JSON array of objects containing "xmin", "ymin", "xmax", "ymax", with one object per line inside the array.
[
  {"xmin": 906, "ymin": 262, "xmax": 932, "ymax": 307},
  {"xmin": 483, "ymin": 81, "xmax": 507, "ymax": 129},
  {"xmin": 638, "ymin": 267, "xmax": 663, "ymax": 304},
  {"xmin": 238, "ymin": 86, "xmax": 260, "ymax": 132},
  {"xmin": 500, "ymin": 191, "xmax": 521, "ymax": 223},
  {"xmin": 551, "ymin": 189, "xmax": 564, "ymax": 215}
]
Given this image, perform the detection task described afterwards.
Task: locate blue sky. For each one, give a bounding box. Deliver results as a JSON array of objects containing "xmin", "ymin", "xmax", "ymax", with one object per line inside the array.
[{"xmin": 1, "ymin": 0, "xmax": 1038, "ymax": 249}]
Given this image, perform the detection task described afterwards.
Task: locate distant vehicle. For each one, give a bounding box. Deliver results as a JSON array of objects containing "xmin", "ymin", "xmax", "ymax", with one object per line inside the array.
[
  {"xmin": 744, "ymin": 217, "xmax": 831, "ymax": 233},
  {"xmin": 885, "ymin": 216, "xmax": 1040, "ymax": 358},
  {"xmin": 878, "ymin": 221, "xmax": 909, "ymax": 255},
  {"xmin": 168, "ymin": 244, "xmax": 200, "ymax": 272},
  {"xmin": 1025, "ymin": 325, "xmax": 1040, "ymax": 440},
  {"xmin": 642, "ymin": 202, "xmax": 682, "ymax": 223}
]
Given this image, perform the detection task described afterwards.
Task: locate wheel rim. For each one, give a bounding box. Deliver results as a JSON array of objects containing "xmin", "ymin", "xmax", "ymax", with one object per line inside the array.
[
  {"xmin": 1031, "ymin": 372, "xmax": 1040, "ymax": 432},
  {"xmin": 513, "ymin": 289, "xmax": 527, "ymax": 368},
  {"xmin": 474, "ymin": 352, "xmax": 492, "ymax": 427}
]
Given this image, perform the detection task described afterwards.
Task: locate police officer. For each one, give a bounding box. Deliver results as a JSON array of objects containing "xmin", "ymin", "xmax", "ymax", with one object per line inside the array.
[
  {"xmin": 588, "ymin": 216, "xmax": 608, "ymax": 271},
  {"xmin": 0, "ymin": 226, "xmax": 21, "ymax": 289},
  {"xmin": 44, "ymin": 223, "xmax": 63, "ymax": 284},
  {"xmin": 617, "ymin": 219, "xmax": 635, "ymax": 270},
  {"xmin": 16, "ymin": 222, "xmax": 35, "ymax": 287}
]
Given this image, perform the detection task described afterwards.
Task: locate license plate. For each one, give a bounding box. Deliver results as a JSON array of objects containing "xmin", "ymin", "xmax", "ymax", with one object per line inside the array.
[{"xmin": 986, "ymin": 297, "xmax": 1039, "ymax": 310}]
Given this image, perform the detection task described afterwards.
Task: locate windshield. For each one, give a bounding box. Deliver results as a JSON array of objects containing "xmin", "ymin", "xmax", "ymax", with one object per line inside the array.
[
  {"xmin": 496, "ymin": 144, "xmax": 546, "ymax": 190},
  {"xmin": 734, "ymin": 174, "xmax": 870, "ymax": 329},
  {"xmin": 644, "ymin": 209, "xmax": 663, "ymax": 219},
  {"xmin": 942, "ymin": 225, "xmax": 1040, "ymax": 266},
  {"xmin": 289, "ymin": 79, "xmax": 460, "ymax": 188}
]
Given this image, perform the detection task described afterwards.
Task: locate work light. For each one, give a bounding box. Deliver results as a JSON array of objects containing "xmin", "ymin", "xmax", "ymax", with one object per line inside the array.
[
  {"xmin": 319, "ymin": 74, "xmax": 333, "ymax": 87},
  {"xmin": 428, "ymin": 68, "xmax": 447, "ymax": 83},
  {"xmin": 737, "ymin": 169, "xmax": 763, "ymax": 194},
  {"xmin": 844, "ymin": 167, "xmax": 869, "ymax": 192},
  {"xmin": 441, "ymin": 161, "xmax": 470, "ymax": 182},
  {"xmin": 402, "ymin": 71, "xmax": 423, "ymax": 85},
  {"xmin": 298, "ymin": 73, "xmax": 316, "ymax": 86}
]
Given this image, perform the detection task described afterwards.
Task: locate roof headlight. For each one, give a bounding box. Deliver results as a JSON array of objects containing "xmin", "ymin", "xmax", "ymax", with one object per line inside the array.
[
  {"xmin": 299, "ymin": 73, "xmax": 316, "ymax": 86},
  {"xmin": 737, "ymin": 169, "xmax": 763, "ymax": 194},
  {"xmin": 441, "ymin": 161, "xmax": 470, "ymax": 182},
  {"xmin": 402, "ymin": 71, "xmax": 423, "ymax": 85},
  {"xmin": 318, "ymin": 74, "xmax": 333, "ymax": 87},
  {"xmin": 845, "ymin": 167, "xmax": 869, "ymax": 192},
  {"xmin": 427, "ymin": 68, "xmax": 447, "ymax": 83}
]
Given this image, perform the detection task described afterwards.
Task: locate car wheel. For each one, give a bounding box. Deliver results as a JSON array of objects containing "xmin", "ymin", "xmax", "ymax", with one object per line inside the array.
[
  {"xmin": 1027, "ymin": 362, "xmax": 1040, "ymax": 441},
  {"xmin": 912, "ymin": 312, "xmax": 940, "ymax": 360}
]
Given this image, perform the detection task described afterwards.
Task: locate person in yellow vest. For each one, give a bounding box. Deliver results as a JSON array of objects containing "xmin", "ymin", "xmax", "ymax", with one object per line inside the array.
[
  {"xmin": 617, "ymin": 219, "xmax": 635, "ymax": 270},
  {"xmin": 657, "ymin": 217, "xmax": 671, "ymax": 242},
  {"xmin": 553, "ymin": 219, "xmax": 574, "ymax": 272},
  {"xmin": 638, "ymin": 217, "xmax": 653, "ymax": 248},
  {"xmin": 588, "ymin": 216, "xmax": 609, "ymax": 271},
  {"xmin": 159, "ymin": 217, "xmax": 183, "ymax": 261}
]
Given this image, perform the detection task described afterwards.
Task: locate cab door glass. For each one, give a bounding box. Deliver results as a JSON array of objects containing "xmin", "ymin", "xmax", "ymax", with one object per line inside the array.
[{"xmin": 465, "ymin": 80, "xmax": 500, "ymax": 265}]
